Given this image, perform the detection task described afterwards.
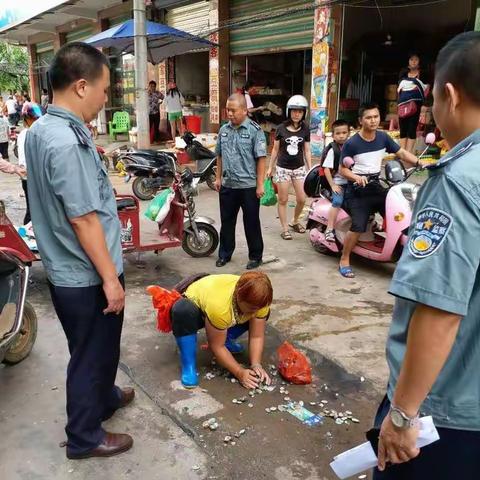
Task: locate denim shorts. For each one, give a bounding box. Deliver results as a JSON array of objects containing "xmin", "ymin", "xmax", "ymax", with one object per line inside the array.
[{"xmin": 331, "ymin": 187, "xmax": 345, "ymax": 208}]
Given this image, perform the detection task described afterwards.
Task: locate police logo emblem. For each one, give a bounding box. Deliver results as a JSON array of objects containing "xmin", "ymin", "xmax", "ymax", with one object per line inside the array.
[{"xmin": 408, "ymin": 207, "xmax": 453, "ymax": 258}]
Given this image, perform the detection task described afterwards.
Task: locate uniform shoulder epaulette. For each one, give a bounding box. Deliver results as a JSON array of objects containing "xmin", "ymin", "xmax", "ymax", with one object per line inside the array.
[{"xmin": 250, "ymin": 121, "xmax": 261, "ymax": 130}]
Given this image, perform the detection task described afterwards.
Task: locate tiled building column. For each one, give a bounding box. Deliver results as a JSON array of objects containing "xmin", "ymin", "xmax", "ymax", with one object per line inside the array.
[{"xmin": 208, "ymin": 0, "xmax": 229, "ymax": 132}]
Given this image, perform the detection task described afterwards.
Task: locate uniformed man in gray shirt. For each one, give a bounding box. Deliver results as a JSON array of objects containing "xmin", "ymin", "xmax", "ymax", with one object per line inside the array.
[
  {"xmin": 26, "ymin": 43, "xmax": 133, "ymax": 459},
  {"xmin": 373, "ymin": 32, "xmax": 480, "ymax": 479},
  {"xmin": 214, "ymin": 93, "xmax": 267, "ymax": 270}
]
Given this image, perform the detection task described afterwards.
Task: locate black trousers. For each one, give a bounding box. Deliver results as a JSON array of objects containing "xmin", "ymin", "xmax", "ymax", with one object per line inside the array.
[
  {"xmin": 219, "ymin": 186, "xmax": 263, "ymax": 262},
  {"xmin": 0, "ymin": 141, "xmax": 8, "ymax": 160},
  {"xmin": 21, "ymin": 179, "xmax": 30, "ymax": 225},
  {"xmin": 171, "ymin": 298, "xmax": 205, "ymax": 337},
  {"xmin": 48, "ymin": 275, "xmax": 125, "ymax": 456},
  {"xmin": 149, "ymin": 113, "xmax": 160, "ymax": 143},
  {"xmin": 373, "ymin": 395, "xmax": 480, "ymax": 479}
]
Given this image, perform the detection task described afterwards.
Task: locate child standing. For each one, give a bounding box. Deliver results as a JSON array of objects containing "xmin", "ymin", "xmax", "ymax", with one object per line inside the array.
[
  {"xmin": 322, "ymin": 120, "xmax": 349, "ymax": 242},
  {"xmin": 165, "ymin": 82, "xmax": 185, "ymax": 140}
]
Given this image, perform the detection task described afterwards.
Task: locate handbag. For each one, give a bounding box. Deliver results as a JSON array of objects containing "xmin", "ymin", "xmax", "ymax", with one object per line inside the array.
[{"xmin": 398, "ymin": 100, "xmax": 418, "ymax": 119}]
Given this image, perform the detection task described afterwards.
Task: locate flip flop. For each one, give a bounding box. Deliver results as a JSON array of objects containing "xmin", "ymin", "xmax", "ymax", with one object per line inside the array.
[
  {"xmin": 339, "ymin": 266, "xmax": 355, "ymax": 278},
  {"xmin": 281, "ymin": 231, "xmax": 293, "ymax": 240},
  {"xmin": 289, "ymin": 223, "xmax": 306, "ymax": 234}
]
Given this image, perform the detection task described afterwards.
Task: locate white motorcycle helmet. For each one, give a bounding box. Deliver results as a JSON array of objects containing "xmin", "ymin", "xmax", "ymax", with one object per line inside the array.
[{"xmin": 286, "ymin": 95, "xmax": 309, "ymax": 120}]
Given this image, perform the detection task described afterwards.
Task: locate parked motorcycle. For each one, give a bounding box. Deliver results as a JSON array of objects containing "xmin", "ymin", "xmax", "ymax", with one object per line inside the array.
[
  {"xmin": 119, "ymin": 131, "xmax": 217, "ymax": 200},
  {"xmin": 306, "ymin": 134, "xmax": 436, "ymax": 262},
  {"xmin": 0, "ymin": 201, "xmax": 38, "ymax": 365},
  {"xmin": 116, "ymin": 153, "xmax": 219, "ymax": 257},
  {"xmin": 182, "ymin": 131, "xmax": 217, "ymax": 191}
]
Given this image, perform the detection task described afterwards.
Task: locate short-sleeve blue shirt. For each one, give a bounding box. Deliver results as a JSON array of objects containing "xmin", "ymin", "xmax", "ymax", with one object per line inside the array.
[
  {"xmin": 25, "ymin": 106, "xmax": 123, "ymax": 287},
  {"xmin": 215, "ymin": 118, "xmax": 267, "ymax": 189},
  {"xmin": 386, "ymin": 129, "xmax": 480, "ymax": 430}
]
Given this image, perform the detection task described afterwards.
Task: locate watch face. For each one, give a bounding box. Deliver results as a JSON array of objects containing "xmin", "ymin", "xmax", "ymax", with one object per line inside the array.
[{"xmin": 391, "ymin": 409, "xmax": 405, "ymax": 428}]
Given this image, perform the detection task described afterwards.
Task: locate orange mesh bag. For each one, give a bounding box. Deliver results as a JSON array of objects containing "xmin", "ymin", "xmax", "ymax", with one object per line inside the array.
[
  {"xmin": 146, "ymin": 286, "xmax": 181, "ymax": 333},
  {"xmin": 277, "ymin": 341, "xmax": 312, "ymax": 385}
]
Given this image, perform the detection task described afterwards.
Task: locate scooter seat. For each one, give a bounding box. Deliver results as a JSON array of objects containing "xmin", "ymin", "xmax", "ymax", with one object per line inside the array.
[{"xmin": 116, "ymin": 198, "xmax": 137, "ymax": 210}]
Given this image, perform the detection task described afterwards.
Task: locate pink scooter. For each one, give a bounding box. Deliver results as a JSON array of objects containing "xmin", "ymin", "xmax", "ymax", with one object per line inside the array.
[{"xmin": 307, "ymin": 134, "xmax": 436, "ymax": 262}]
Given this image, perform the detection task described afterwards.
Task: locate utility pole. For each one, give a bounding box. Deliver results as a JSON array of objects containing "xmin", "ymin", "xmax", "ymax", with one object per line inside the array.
[{"xmin": 133, "ymin": 0, "xmax": 149, "ymax": 148}]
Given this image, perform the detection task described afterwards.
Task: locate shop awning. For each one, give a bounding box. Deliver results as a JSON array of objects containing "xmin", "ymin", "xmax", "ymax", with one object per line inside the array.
[{"xmin": 84, "ymin": 19, "xmax": 216, "ymax": 64}]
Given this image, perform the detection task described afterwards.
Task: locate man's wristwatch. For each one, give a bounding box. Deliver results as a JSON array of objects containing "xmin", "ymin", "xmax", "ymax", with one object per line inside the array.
[{"xmin": 389, "ymin": 405, "xmax": 419, "ymax": 429}]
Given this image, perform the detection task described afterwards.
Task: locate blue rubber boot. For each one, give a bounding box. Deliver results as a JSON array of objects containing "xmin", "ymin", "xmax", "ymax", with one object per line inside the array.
[
  {"xmin": 225, "ymin": 323, "xmax": 249, "ymax": 354},
  {"xmin": 175, "ymin": 334, "xmax": 199, "ymax": 388}
]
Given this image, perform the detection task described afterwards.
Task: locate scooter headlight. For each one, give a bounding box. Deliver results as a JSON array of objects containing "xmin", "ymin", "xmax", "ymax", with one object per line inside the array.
[{"xmin": 401, "ymin": 185, "xmax": 419, "ymax": 210}]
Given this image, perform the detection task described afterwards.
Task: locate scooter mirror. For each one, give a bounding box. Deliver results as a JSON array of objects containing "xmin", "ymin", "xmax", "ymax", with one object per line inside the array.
[
  {"xmin": 425, "ymin": 132, "xmax": 436, "ymax": 145},
  {"xmin": 385, "ymin": 160, "xmax": 406, "ymax": 184},
  {"xmin": 343, "ymin": 156, "xmax": 355, "ymax": 168}
]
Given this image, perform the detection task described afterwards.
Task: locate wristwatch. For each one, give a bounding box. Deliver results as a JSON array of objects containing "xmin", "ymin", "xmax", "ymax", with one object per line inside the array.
[{"xmin": 389, "ymin": 405, "xmax": 419, "ymax": 429}]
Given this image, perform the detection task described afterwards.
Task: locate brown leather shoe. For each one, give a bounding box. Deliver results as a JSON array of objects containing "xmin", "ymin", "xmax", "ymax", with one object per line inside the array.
[
  {"xmin": 119, "ymin": 387, "xmax": 135, "ymax": 408},
  {"xmin": 67, "ymin": 432, "xmax": 133, "ymax": 459}
]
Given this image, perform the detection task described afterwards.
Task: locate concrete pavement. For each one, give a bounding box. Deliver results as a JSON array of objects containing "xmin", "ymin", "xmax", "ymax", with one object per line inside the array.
[{"xmin": 0, "ymin": 159, "xmax": 398, "ymax": 479}]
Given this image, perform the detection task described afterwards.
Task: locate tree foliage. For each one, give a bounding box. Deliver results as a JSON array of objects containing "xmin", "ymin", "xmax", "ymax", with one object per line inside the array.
[{"xmin": 0, "ymin": 43, "xmax": 29, "ymax": 94}]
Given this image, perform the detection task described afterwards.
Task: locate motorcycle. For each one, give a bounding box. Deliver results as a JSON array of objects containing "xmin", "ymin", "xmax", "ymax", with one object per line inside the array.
[
  {"xmin": 306, "ymin": 134, "xmax": 436, "ymax": 262},
  {"xmin": 0, "ymin": 200, "xmax": 38, "ymax": 365},
  {"xmin": 182, "ymin": 131, "xmax": 217, "ymax": 191},
  {"xmin": 119, "ymin": 131, "xmax": 217, "ymax": 200},
  {"xmin": 117, "ymin": 153, "xmax": 219, "ymax": 258}
]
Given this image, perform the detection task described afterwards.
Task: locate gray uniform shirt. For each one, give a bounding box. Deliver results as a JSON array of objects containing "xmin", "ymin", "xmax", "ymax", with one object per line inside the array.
[
  {"xmin": 25, "ymin": 106, "xmax": 123, "ymax": 287},
  {"xmin": 215, "ymin": 118, "xmax": 267, "ymax": 189},
  {"xmin": 386, "ymin": 129, "xmax": 480, "ymax": 430}
]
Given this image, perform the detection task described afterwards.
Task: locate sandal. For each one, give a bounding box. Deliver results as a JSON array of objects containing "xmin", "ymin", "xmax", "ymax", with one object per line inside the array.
[
  {"xmin": 281, "ymin": 231, "xmax": 293, "ymax": 240},
  {"xmin": 339, "ymin": 266, "xmax": 355, "ymax": 279},
  {"xmin": 325, "ymin": 229, "xmax": 335, "ymax": 242},
  {"xmin": 289, "ymin": 223, "xmax": 306, "ymax": 234}
]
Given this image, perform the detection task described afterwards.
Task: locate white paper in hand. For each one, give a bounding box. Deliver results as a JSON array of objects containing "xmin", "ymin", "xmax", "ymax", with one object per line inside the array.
[{"xmin": 330, "ymin": 416, "xmax": 439, "ymax": 479}]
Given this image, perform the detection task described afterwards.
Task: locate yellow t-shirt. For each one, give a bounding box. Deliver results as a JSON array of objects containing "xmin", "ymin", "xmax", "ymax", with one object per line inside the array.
[{"xmin": 185, "ymin": 274, "xmax": 270, "ymax": 330}]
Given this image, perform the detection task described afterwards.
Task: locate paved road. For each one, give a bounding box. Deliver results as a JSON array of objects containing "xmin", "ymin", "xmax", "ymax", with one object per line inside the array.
[{"xmin": 1, "ymin": 166, "xmax": 398, "ymax": 479}]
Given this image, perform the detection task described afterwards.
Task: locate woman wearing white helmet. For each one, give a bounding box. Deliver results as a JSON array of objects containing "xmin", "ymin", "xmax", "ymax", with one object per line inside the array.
[{"xmin": 266, "ymin": 95, "xmax": 312, "ymax": 239}]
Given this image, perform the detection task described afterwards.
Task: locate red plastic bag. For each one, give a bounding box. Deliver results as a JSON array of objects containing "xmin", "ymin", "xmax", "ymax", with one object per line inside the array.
[
  {"xmin": 277, "ymin": 341, "xmax": 312, "ymax": 385},
  {"xmin": 146, "ymin": 285, "xmax": 181, "ymax": 333}
]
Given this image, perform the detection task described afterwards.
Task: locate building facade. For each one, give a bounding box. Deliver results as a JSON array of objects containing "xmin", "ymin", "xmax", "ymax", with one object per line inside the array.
[{"xmin": 1, "ymin": 0, "xmax": 479, "ymax": 149}]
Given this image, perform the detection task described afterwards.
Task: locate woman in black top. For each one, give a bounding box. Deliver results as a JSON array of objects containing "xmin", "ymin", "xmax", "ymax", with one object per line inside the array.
[{"xmin": 266, "ymin": 95, "xmax": 312, "ymax": 240}]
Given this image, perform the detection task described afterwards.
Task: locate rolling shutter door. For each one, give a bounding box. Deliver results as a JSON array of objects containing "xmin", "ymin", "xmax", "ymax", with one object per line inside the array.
[
  {"xmin": 165, "ymin": 1, "xmax": 210, "ymax": 36},
  {"xmin": 230, "ymin": 0, "xmax": 314, "ymax": 55},
  {"xmin": 65, "ymin": 25, "xmax": 94, "ymax": 43}
]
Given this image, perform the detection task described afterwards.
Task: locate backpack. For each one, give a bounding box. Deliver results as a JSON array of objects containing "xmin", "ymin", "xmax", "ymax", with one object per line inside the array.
[
  {"xmin": 303, "ymin": 142, "xmax": 342, "ymax": 198},
  {"xmin": 321, "ymin": 141, "xmax": 342, "ymax": 174}
]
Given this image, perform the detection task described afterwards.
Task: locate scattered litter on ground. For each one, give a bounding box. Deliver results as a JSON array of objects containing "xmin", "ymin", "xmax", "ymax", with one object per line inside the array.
[
  {"xmin": 358, "ymin": 475, "xmax": 367, "ymax": 479},
  {"xmin": 286, "ymin": 402, "xmax": 324, "ymax": 426},
  {"xmin": 202, "ymin": 418, "xmax": 219, "ymax": 431},
  {"xmin": 360, "ymin": 376, "xmax": 365, "ymax": 382},
  {"xmin": 191, "ymin": 465, "xmax": 200, "ymax": 471},
  {"xmin": 277, "ymin": 341, "xmax": 312, "ymax": 385}
]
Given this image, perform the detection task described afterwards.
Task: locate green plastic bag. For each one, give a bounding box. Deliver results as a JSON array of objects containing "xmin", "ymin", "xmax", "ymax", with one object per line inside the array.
[
  {"xmin": 260, "ymin": 178, "xmax": 277, "ymax": 207},
  {"xmin": 145, "ymin": 187, "xmax": 175, "ymax": 222}
]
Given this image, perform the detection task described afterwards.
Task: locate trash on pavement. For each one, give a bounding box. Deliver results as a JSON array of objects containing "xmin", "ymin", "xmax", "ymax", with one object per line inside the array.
[
  {"xmin": 277, "ymin": 341, "xmax": 312, "ymax": 385},
  {"xmin": 286, "ymin": 402, "xmax": 324, "ymax": 426}
]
